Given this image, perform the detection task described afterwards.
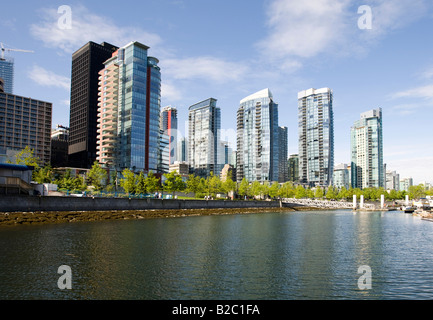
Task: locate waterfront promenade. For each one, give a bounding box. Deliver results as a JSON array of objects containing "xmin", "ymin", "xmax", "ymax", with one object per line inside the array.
[{"xmin": 0, "ymin": 195, "xmax": 387, "ymax": 226}]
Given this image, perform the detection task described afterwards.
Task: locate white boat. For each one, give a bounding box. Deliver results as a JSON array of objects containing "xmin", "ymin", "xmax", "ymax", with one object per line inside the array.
[{"xmin": 413, "ymin": 199, "xmax": 431, "ymax": 210}]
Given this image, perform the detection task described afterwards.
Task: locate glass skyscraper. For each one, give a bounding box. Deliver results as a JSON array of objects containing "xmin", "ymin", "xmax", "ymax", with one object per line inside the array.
[
  {"xmin": 96, "ymin": 41, "xmax": 161, "ymax": 173},
  {"xmin": 350, "ymin": 108, "xmax": 383, "ymax": 189},
  {"xmin": 188, "ymin": 98, "xmax": 221, "ymax": 178},
  {"xmin": 298, "ymin": 88, "xmax": 334, "ymax": 187},
  {"xmin": 0, "ymin": 58, "xmax": 14, "ymax": 94},
  {"xmin": 160, "ymin": 106, "xmax": 178, "ymax": 165},
  {"xmin": 278, "ymin": 126, "xmax": 288, "ymax": 183},
  {"xmin": 236, "ymin": 89, "xmax": 279, "ymax": 183}
]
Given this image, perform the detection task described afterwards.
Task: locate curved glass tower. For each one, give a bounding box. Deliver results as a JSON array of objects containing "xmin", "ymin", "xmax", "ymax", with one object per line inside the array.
[{"xmin": 236, "ymin": 88, "xmax": 279, "ymax": 183}]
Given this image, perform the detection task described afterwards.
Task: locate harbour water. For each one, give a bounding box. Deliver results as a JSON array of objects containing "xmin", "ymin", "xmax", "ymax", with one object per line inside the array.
[{"xmin": 1, "ymin": 209, "xmax": 433, "ymax": 300}]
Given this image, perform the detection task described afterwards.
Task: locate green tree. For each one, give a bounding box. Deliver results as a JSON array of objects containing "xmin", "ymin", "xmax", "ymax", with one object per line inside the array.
[
  {"xmin": 238, "ymin": 178, "xmax": 251, "ymax": 198},
  {"xmin": 120, "ymin": 168, "xmax": 136, "ymax": 195},
  {"xmin": 251, "ymin": 181, "xmax": 262, "ymax": 198},
  {"xmin": 295, "ymin": 185, "xmax": 307, "ymax": 199},
  {"xmin": 74, "ymin": 176, "xmax": 87, "ymax": 191},
  {"xmin": 279, "ymin": 182, "xmax": 295, "ymax": 198},
  {"xmin": 262, "ymin": 181, "xmax": 270, "ymax": 199},
  {"xmin": 269, "ymin": 182, "xmax": 280, "ymax": 199},
  {"xmin": 146, "ymin": 171, "xmax": 160, "ymax": 194},
  {"xmin": 207, "ymin": 172, "xmax": 222, "ymax": 196},
  {"xmin": 186, "ymin": 174, "xmax": 200, "ymax": 194},
  {"xmin": 33, "ymin": 165, "xmax": 54, "ymax": 184},
  {"xmin": 388, "ymin": 189, "xmax": 399, "ymax": 200},
  {"xmin": 408, "ymin": 185, "xmax": 426, "ymax": 200},
  {"xmin": 337, "ymin": 187, "xmax": 348, "ymax": 200},
  {"xmin": 135, "ymin": 172, "xmax": 147, "ymax": 195},
  {"xmin": 222, "ymin": 177, "xmax": 236, "ymax": 195},
  {"xmin": 87, "ymin": 162, "xmax": 107, "ymax": 191},
  {"xmin": 314, "ymin": 187, "xmax": 325, "ymax": 199},
  {"xmin": 326, "ymin": 186, "xmax": 338, "ymax": 200},
  {"xmin": 163, "ymin": 171, "xmax": 184, "ymax": 196},
  {"xmin": 7, "ymin": 146, "xmax": 40, "ymax": 168},
  {"xmin": 197, "ymin": 178, "xmax": 208, "ymax": 197}
]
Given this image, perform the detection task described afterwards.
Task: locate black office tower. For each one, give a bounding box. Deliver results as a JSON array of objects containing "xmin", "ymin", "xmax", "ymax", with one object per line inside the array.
[{"xmin": 68, "ymin": 41, "xmax": 118, "ymax": 168}]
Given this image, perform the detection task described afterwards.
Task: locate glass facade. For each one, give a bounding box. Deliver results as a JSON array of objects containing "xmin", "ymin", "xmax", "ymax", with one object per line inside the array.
[
  {"xmin": 188, "ymin": 98, "xmax": 221, "ymax": 177},
  {"xmin": 160, "ymin": 106, "xmax": 178, "ymax": 165},
  {"xmin": 96, "ymin": 42, "xmax": 161, "ymax": 173},
  {"xmin": 236, "ymin": 89, "xmax": 279, "ymax": 183},
  {"xmin": 288, "ymin": 154, "xmax": 299, "ymax": 182},
  {"xmin": 333, "ymin": 163, "xmax": 350, "ymax": 189},
  {"xmin": 278, "ymin": 126, "xmax": 288, "ymax": 182},
  {"xmin": 0, "ymin": 58, "xmax": 14, "ymax": 94},
  {"xmin": 350, "ymin": 108, "xmax": 383, "ymax": 189},
  {"xmin": 298, "ymin": 88, "xmax": 334, "ymax": 187},
  {"xmin": 147, "ymin": 56, "xmax": 161, "ymax": 172}
]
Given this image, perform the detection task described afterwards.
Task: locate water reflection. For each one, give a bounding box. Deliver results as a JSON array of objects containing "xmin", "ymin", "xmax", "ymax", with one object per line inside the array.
[{"xmin": 1, "ymin": 210, "xmax": 433, "ymax": 299}]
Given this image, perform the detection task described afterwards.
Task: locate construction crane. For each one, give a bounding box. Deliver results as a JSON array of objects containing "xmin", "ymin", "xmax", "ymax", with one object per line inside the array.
[{"xmin": 0, "ymin": 42, "xmax": 34, "ymax": 60}]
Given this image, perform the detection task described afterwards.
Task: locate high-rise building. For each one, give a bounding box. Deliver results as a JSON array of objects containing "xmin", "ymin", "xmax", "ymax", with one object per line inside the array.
[
  {"xmin": 51, "ymin": 125, "xmax": 69, "ymax": 167},
  {"xmin": 288, "ymin": 154, "xmax": 299, "ymax": 183},
  {"xmin": 0, "ymin": 91, "xmax": 52, "ymax": 164},
  {"xmin": 0, "ymin": 58, "xmax": 13, "ymax": 94},
  {"xmin": 177, "ymin": 137, "xmax": 188, "ymax": 163},
  {"xmin": 188, "ymin": 98, "xmax": 221, "ymax": 178},
  {"xmin": 68, "ymin": 41, "xmax": 118, "ymax": 169},
  {"xmin": 386, "ymin": 170, "xmax": 400, "ymax": 191},
  {"xmin": 278, "ymin": 126, "xmax": 288, "ymax": 183},
  {"xmin": 0, "ymin": 77, "xmax": 4, "ymax": 93},
  {"xmin": 298, "ymin": 88, "xmax": 334, "ymax": 187},
  {"xmin": 236, "ymin": 89, "xmax": 279, "ymax": 183},
  {"xmin": 400, "ymin": 177, "xmax": 413, "ymax": 192},
  {"xmin": 333, "ymin": 163, "xmax": 350, "ymax": 189},
  {"xmin": 96, "ymin": 41, "xmax": 161, "ymax": 173},
  {"xmin": 157, "ymin": 129, "xmax": 169, "ymax": 173},
  {"xmin": 351, "ymin": 108, "xmax": 383, "ymax": 189},
  {"xmin": 160, "ymin": 106, "xmax": 178, "ymax": 165}
]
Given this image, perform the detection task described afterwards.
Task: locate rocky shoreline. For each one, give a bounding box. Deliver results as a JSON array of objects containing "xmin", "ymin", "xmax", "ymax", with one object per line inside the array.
[{"xmin": 0, "ymin": 206, "xmax": 321, "ymax": 227}]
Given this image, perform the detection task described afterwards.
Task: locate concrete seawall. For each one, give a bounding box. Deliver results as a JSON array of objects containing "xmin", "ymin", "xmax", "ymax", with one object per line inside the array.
[{"xmin": 0, "ymin": 195, "xmax": 301, "ymax": 213}]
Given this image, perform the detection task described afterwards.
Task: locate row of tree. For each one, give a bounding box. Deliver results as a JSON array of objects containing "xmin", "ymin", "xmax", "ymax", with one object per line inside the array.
[{"xmin": 6, "ymin": 146, "xmax": 433, "ymax": 200}]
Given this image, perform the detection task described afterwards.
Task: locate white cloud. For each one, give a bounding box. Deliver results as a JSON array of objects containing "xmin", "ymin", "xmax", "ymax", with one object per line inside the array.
[
  {"xmin": 419, "ymin": 66, "xmax": 433, "ymax": 80},
  {"xmin": 259, "ymin": 0, "xmax": 351, "ymax": 59},
  {"xmin": 30, "ymin": 5, "xmax": 162, "ymax": 53},
  {"xmin": 161, "ymin": 81, "xmax": 183, "ymax": 102},
  {"xmin": 391, "ymin": 84, "xmax": 433, "ymax": 100},
  {"xmin": 389, "ymin": 103, "xmax": 421, "ymax": 116},
  {"xmin": 362, "ymin": 0, "xmax": 428, "ymax": 40},
  {"xmin": 257, "ymin": 0, "xmax": 432, "ymax": 67},
  {"xmin": 161, "ymin": 56, "xmax": 249, "ymax": 83},
  {"xmin": 28, "ymin": 65, "xmax": 70, "ymax": 90},
  {"xmin": 257, "ymin": 0, "xmax": 353, "ymax": 69}
]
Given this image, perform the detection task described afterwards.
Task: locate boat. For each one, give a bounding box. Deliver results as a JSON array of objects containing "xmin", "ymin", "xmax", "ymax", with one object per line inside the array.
[
  {"xmin": 413, "ymin": 198, "xmax": 431, "ymax": 211},
  {"xmin": 403, "ymin": 206, "xmax": 415, "ymax": 213}
]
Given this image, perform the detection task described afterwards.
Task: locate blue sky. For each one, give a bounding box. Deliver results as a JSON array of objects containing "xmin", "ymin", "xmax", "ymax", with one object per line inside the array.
[{"xmin": 1, "ymin": 0, "xmax": 432, "ymax": 184}]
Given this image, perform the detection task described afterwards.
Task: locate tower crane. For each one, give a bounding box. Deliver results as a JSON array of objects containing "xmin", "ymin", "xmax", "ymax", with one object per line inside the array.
[{"xmin": 0, "ymin": 42, "xmax": 34, "ymax": 60}]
